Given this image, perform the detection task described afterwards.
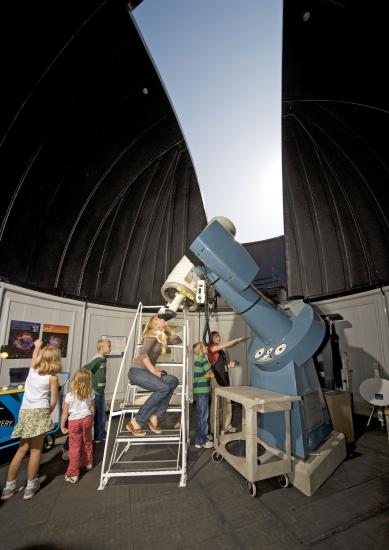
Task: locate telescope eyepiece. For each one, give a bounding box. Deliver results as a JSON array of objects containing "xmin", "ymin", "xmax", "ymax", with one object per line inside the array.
[{"xmin": 157, "ymin": 310, "xmax": 175, "ymax": 321}]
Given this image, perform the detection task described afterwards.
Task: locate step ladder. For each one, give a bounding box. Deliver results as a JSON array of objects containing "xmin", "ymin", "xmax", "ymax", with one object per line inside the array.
[{"xmin": 98, "ymin": 303, "xmax": 189, "ymax": 489}]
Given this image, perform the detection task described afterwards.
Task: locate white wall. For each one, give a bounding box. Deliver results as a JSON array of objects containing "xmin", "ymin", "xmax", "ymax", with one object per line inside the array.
[
  {"xmin": 3, "ymin": 282, "xmax": 386, "ymax": 415},
  {"xmin": 0, "ymin": 283, "xmax": 85, "ymax": 386},
  {"xmin": 0, "ymin": 284, "xmax": 135, "ymax": 402},
  {"xmin": 82, "ymin": 302, "xmax": 136, "ymax": 402},
  {"xmin": 0, "ymin": 284, "xmax": 252, "ymax": 405},
  {"xmin": 314, "ymin": 286, "xmax": 389, "ymax": 413}
]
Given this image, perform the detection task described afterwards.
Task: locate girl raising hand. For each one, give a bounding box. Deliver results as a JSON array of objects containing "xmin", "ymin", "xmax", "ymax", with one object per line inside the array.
[{"xmin": 1, "ymin": 340, "xmax": 61, "ymax": 501}]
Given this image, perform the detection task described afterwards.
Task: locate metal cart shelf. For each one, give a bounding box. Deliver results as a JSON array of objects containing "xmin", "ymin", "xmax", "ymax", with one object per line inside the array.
[{"xmin": 212, "ymin": 385, "xmax": 301, "ymax": 497}]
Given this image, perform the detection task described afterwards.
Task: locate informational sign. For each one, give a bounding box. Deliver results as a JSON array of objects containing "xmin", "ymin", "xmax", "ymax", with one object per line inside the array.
[
  {"xmin": 7, "ymin": 320, "xmax": 41, "ymax": 359},
  {"xmin": 42, "ymin": 324, "xmax": 70, "ymax": 358},
  {"xmin": 101, "ymin": 335, "xmax": 126, "ymax": 357}
]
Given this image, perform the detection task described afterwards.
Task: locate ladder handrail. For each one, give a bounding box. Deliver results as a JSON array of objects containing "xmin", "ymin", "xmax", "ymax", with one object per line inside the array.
[
  {"xmin": 99, "ymin": 301, "xmax": 142, "ymax": 484},
  {"xmin": 179, "ymin": 316, "xmax": 189, "ymax": 478}
]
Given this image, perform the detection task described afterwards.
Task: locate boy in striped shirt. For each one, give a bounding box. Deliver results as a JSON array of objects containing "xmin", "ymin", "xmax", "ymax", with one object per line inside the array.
[{"xmin": 193, "ymin": 342, "xmax": 215, "ymax": 449}]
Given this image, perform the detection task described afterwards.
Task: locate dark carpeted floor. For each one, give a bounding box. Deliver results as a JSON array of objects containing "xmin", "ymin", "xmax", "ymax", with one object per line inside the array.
[{"xmin": 0, "ymin": 410, "xmax": 388, "ymax": 550}]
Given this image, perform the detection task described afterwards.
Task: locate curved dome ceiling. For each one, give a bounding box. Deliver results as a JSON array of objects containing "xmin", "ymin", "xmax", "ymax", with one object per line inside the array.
[
  {"xmin": 0, "ymin": 0, "xmax": 207, "ymax": 306},
  {"xmin": 282, "ymin": 0, "xmax": 389, "ymax": 299},
  {"xmin": 2, "ymin": 0, "xmax": 388, "ymax": 308}
]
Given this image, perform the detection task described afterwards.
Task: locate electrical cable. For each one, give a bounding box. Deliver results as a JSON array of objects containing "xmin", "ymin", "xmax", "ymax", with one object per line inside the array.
[{"xmin": 202, "ymin": 275, "xmax": 212, "ymax": 345}]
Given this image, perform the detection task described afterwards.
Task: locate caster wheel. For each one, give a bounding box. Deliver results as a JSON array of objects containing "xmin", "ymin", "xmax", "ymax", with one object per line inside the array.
[
  {"xmin": 211, "ymin": 450, "xmax": 223, "ymax": 463},
  {"xmin": 246, "ymin": 480, "xmax": 257, "ymax": 497},
  {"xmin": 278, "ymin": 474, "xmax": 290, "ymax": 488},
  {"xmin": 43, "ymin": 435, "xmax": 55, "ymax": 452}
]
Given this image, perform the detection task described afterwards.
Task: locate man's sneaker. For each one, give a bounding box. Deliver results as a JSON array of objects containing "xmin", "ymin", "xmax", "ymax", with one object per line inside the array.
[
  {"xmin": 61, "ymin": 448, "xmax": 69, "ymax": 461},
  {"xmin": 65, "ymin": 475, "xmax": 79, "ymax": 484},
  {"xmin": 23, "ymin": 479, "xmax": 40, "ymax": 501},
  {"xmin": 194, "ymin": 443, "xmax": 202, "ymax": 449},
  {"xmin": 207, "ymin": 433, "xmax": 214, "ymax": 441},
  {"xmin": 202, "ymin": 440, "xmax": 214, "ymax": 449},
  {"xmin": 1, "ymin": 483, "xmax": 19, "ymax": 501},
  {"xmin": 85, "ymin": 464, "xmax": 93, "ymax": 471}
]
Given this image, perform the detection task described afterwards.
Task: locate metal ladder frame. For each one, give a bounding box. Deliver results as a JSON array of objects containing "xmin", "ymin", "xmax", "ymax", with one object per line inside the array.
[{"xmin": 98, "ymin": 303, "xmax": 189, "ymax": 489}]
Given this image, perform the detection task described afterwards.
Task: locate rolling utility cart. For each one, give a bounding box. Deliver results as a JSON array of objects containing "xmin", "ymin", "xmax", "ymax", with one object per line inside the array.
[
  {"xmin": 0, "ymin": 371, "xmax": 70, "ymax": 452},
  {"xmin": 212, "ymin": 385, "xmax": 301, "ymax": 497}
]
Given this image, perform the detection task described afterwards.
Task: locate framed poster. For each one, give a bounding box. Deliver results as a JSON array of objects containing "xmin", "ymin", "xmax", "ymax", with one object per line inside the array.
[
  {"xmin": 42, "ymin": 324, "xmax": 70, "ymax": 357},
  {"xmin": 7, "ymin": 320, "xmax": 41, "ymax": 359},
  {"xmin": 101, "ymin": 335, "xmax": 126, "ymax": 357}
]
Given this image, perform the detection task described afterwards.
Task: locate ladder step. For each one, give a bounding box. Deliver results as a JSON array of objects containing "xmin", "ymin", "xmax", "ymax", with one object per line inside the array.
[
  {"xmin": 120, "ymin": 407, "xmax": 182, "ymax": 412},
  {"xmin": 157, "ymin": 362, "xmax": 184, "ymax": 367},
  {"xmin": 125, "ymin": 385, "xmax": 185, "ymax": 396},
  {"xmin": 102, "ymin": 470, "xmax": 184, "ymax": 478},
  {"xmin": 117, "ymin": 426, "xmax": 180, "ymax": 439},
  {"xmin": 113, "ymin": 407, "xmax": 182, "ymax": 416},
  {"xmin": 116, "ymin": 435, "xmax": 180, "ymax": 443},
  {"xmin": 136, "ymin": 344, "xmax": 184, "ymax": 349},
  {"xmin": 127, "ymin": 383, "xmax": 184, "ymax": 389}
]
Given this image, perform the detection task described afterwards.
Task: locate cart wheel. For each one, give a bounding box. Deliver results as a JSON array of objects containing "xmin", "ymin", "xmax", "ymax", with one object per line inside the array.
[
  {"xmin": 278, "ymin": 474, "xmax": 290, "ymax": 488},
  {"xmin": 211, "ymin": 450, "xmax": 223, "ymax": 463},
  {"xmin": 246, "ymin": 480, "xmax": 257, "ymax": 497},
  {"xmin": 43, "ymin": 435, "xmax": 55, "ymax": 452}
]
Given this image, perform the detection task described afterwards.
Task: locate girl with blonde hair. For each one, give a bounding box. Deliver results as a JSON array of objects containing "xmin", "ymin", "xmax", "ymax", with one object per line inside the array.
[
  {"xmin": 1, "ymin": 340, "xmax": 61, "ymax": 501},
  {"xmin": 61, "ymin": 369, "xmax": 95, "ymax": 483},
  {"xmin": 127, "ymin": 315, "xmax": 181, "ymax": 436}
]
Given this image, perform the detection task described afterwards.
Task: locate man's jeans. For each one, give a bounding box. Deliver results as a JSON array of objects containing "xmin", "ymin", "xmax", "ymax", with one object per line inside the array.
[
  {"xmin": 94, "ymin": 393, "xmax": 107, "ymax": 441},
  {"xmin": 128, "ymin": 368, "xmax": 178, "ymax": 425},
  {"xmin": 195, "ymin": 393, "xmax": 209, "ymax": 445}
]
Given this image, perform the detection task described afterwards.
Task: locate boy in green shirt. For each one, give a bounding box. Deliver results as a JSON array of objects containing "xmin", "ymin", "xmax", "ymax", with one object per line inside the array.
[
  {"xmin": 84, "ymin": 339, "xmax": 111, "ymax": 442},
  {"xmin": 193, "ymin": 342, "xmax": 214, "ymax": 449}
]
